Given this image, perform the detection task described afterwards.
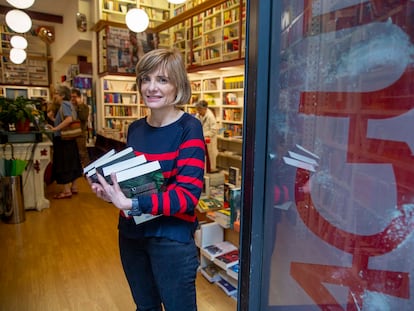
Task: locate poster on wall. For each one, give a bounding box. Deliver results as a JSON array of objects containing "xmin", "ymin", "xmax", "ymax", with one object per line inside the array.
[
  {"xmin": 264, "ymin": 0, "xmax": 414, "ymax": 310},
  {"xmin": 104, "ymin": 26, "xmax": 155, "ymax": 74}
]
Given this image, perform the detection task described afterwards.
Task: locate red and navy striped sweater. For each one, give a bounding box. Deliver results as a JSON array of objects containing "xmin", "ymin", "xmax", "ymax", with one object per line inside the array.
[{"xmin": 118, "ymin": 112, "xmax": 205, "ymax": 243}]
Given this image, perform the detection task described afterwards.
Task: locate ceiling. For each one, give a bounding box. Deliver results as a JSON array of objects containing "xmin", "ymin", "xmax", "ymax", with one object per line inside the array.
[{"xmin": 0, "ymin": 0, "xmax": 92, "ymax": 58}]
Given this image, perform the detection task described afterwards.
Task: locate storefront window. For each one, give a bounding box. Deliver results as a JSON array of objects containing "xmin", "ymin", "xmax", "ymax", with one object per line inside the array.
[{"xmin": 263, "ymin": 0, "xmax": 414, "ymax": 309}]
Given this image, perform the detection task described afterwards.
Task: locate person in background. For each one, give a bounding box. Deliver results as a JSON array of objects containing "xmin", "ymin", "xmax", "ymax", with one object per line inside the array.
[
  {"xmin": 46, "ymin": 99, "xmax": 60, "ymax": 126},
  {"xmin": 71, "ymin": 88, "xmax": 90, "ymax": 167},
  {"xmin": 88, "ymin": 48, "xmax": 205, "ymax": 311},
  {"xmin": 49, "ymin": 85, "xmax": 83, "ymax": 199},
  {"xmin": 195, "ymin": 99, "xmax": 218, "ymax": 172}
]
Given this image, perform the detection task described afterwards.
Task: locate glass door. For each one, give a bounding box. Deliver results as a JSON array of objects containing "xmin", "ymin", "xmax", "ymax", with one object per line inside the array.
[{"xmin": 241, "ymin": 0, "xmax": 414, "ymax": 310}]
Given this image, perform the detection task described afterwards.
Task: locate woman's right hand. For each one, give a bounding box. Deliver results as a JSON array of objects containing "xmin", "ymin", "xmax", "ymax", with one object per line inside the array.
[{"xmin": 93, "ymin": 173, "xmax": 132, "ymax": 212}]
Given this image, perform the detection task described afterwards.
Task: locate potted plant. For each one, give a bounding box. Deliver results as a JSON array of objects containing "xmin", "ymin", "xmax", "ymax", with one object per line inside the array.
[{"xmin": 0, "ymin": 96, "xmax": 45, "ymax": 132}]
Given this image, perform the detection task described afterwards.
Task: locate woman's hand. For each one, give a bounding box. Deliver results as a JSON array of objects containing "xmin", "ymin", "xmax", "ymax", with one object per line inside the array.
[{"xmin": 91, "ymin": 173, "xmax": 132, "ymax": 211}]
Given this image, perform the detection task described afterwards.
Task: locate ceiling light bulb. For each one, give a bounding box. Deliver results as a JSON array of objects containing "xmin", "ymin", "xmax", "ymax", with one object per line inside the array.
[
  {"xmin": 5, "ymin": 9, "xmax": 32, "ymax": 33},
  {"xmin": 125, "ymin": 8, "xmax": 149, "ymax": 33},
  {"xmin": 6, "ymin": 0, "xmax": 35, "ymax": 9},
  {"xmin": 168, "ymin": 0, "xmax": 187, "ymax": 4},
  {"xmin": 10, "ymin": 35, "xmax": 28, "ymax": 49},
  {"xmin": 10, "ymin": 48, "xmax": 27, "ymax": 64}
]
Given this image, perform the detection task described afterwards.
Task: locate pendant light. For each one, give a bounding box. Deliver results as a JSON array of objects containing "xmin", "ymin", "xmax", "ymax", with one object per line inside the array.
[
  {"xmin": 10, "ymin": 35, "xmax": 28, "ymax": 49},
  {"xmin": 168, "ymin": 0, "xmax": 187, "ymax": 4},
  {"xmin": 6, "ymin": 0, "xmax": 35, "ymax": 9},
  {"xmin": 10, "ymin": 48, "xmax": 27, "ymax": 64},
  {"xmin": 125, "ymin": 8, "xmax": 149, "ymax": 33},
  {"xmin": 5, "ymin": 9, "xmax": 32, "ymax": 33}
]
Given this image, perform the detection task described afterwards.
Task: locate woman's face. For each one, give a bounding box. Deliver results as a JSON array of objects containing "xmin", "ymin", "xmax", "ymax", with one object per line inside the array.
[
  {"xmin": 140, "ymin": 67, "xmax": 177, "ymax": 109},
  {"xmin": 53, "ymin": 91, "xmax": 63, "ymax": 104}
]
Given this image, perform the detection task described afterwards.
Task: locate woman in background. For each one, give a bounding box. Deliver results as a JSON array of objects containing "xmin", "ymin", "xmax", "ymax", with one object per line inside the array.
[{"xmin": 49, "ymin": 85, "xmax": 83, "ymax": 198}]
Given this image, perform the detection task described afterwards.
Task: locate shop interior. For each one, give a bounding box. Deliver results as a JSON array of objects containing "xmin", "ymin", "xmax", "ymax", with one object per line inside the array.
[{"xmin": 0, "ymin": 0, "xmax": 246, "ymax": 310}]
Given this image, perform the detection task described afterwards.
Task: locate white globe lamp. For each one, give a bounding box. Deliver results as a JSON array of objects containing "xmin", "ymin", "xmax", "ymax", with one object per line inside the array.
[
  {"xmin": 6, "ymin": 0, "xmax": 35, "ymax": 9},
  {"xmin": 5, "ymin": 9, "xmax": 32, "ymax": 33},
  {"xmin": 125, "ymin": 8, "xmax": 149, "ymax": 33},
  {"xmin": 10, "ymin": 35, "xmax": 28, "ymax": 49},
  {"xmin": 10, "ymin": 48, "xmax": 27, "ymax": 64}
]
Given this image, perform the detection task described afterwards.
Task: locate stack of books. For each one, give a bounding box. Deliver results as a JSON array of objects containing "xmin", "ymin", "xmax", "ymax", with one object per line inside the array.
[
  {"xmin": 216, "ymin": 275, "xmax": 237, "ymax": 296},
  {"xmin": 213, "ymin": 209, "xmax": 231, "ymax": 228},
  {"xmin": 213, "ymin": 249, "xmax": 239, "ymax": 270},
  {"xmin": 83, "ymin": 147, "xmax": 164, "ymax": 225},
  {"xmin": 227, "ymin": 262, "xmax": 239, "ymax": 280},
  {"xmin": 200, "ymin": 241, "xmax": 237, "ymax": 261},
  {"xmin": 197, "ymin": 197, "xmax": 223, "ymax": 212},
  {"xmin": 200, "ymin": 264, "xmax": 221, "ymax": 283}
]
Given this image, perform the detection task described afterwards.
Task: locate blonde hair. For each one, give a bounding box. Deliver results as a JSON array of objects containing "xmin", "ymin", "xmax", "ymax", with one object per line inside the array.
[{"xmin": 135, "ymin": 48, "xmax": 191, "ymax": 106}]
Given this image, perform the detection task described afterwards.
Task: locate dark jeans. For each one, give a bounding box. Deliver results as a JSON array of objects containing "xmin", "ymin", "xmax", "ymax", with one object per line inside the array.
[{"xmin": 119, "ymin": 234, "xmax": 199, "ymax": 311}]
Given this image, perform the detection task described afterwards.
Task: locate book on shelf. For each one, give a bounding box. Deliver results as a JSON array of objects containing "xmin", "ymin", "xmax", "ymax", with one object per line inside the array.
[
  {"xmin": 223, "ymin": 182, "xmax": 235, "ymax": 209},
  {"xmin": 229, "ymin": 187, "xmax": 241, "ymax": 231},
  {"xmin": 202, "ymin": 175, "xmax": 210, "ymax": 197},
  {"xmin": 213, "ymin": 249, "xmax": 239, "ymax": 270},
  {"xmin": 216, "ymin": 276, "xmax": 237, "ymax": 296},
  {"xmin": 201, "ymin": 241, "xmax": 237, "ymax": 261},
  {"xmin": 200, "ymin": 264, "xmax": 221, "ymax": 283},
  {"xmin": 226, "ymin": 262, "xmax": 239, "ymax": 280},
  {"xmin": 213, "ymin": 209, "xmax": 231, "ymax": 228},
  {"xmin": 197, "ymin": 197, "xmax": 223, "ymax": 212},
  {"xmin": 228, "ymin": 166, "xmax": 240, "ymax": 186},
  {"xmin": 116, "ymin": 160, "xmax": 165, "ymax": 225}
]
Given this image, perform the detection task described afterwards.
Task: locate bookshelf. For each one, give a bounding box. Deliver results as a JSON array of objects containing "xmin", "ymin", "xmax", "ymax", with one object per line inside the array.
[
  {"xmin": 187, "ymin": 69, "xmax": 244, "ymax": 171},
  {"xmin": 0, "ymin": 25, "xmax": 49, "ymax": 86},
  {"xmin": 156, "ymin": 0, "xmax": 246, "ymax": 67},
  {"xmin": 0, "ymin": 85, "xmax": 50, "ymax": 101},
  {"xmin": 98, "ymin": 75, "xmax": 142, "ymax": 141},
  {"xmin": 98, "ymin": 0, "xmax": 171, "ymax": 25},
  {"xmin": 196, "ymin": 197, "xmax": 240, "ymax": 298}
]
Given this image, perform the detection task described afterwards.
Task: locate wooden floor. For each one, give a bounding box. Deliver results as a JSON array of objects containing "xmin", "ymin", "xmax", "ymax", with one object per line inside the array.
[{"xmin": 0, "ymin": 177, "xmax": 237, "ymax": 311}]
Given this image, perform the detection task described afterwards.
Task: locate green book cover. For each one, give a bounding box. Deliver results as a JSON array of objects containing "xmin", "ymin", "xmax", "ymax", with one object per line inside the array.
[{"xmin": 116, "ymin": 161, "xmax": 164, "ymax": 225}]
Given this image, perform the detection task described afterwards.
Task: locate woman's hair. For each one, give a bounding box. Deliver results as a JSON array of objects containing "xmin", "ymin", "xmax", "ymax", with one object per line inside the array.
[
  {"xmin": 135, "ymin": 48, "xmax": 191, "ymax": 106},
  {"xmin": 71, "ymin": 88, "xmax": 81, "ymax": 97},
  {"xmin": 56, "ymin": 85, "xmax": 71, "ymax": 101}
]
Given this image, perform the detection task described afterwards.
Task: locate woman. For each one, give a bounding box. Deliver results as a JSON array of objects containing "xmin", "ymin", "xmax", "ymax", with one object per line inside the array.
[
  {"xmin": 50, "ymin": 85, "xmax": 83, "ymax": 198},
  {"xmin": 90, "ymin": 49, "xmax": 205, "ymax": 311}
]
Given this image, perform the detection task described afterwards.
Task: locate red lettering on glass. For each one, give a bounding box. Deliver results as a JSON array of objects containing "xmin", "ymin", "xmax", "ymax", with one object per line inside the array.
[{"xmin": 292, "ymin": 69, "xmax": 414, "ymax": 309}]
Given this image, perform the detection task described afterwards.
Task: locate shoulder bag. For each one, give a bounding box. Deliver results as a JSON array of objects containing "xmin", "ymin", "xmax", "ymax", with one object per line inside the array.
[{"xmin": 59, "ymin": 105, "xmax": 82, "ymax": 140}]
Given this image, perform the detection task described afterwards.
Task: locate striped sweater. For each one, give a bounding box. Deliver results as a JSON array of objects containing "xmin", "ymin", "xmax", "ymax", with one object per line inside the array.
[{"xmin": 118, "ymin": 112, "xmax": 206, "ymax": 243}]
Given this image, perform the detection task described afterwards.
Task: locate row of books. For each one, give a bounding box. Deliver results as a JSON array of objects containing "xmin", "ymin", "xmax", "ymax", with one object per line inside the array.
[{"xmin": 83, "ymin": 147, "xmax": 164, "ymax": 225}]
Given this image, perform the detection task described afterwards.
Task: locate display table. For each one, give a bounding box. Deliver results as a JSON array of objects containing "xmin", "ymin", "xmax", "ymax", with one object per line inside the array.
[{"xmin": 0, "ymin": 137, "xmax": 52, "ymax": 211}]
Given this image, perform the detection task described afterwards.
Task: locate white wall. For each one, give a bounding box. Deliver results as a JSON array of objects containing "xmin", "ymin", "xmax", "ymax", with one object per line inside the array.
[{"xmin": 49, "ymin": 0, "xmax": 93, "ymax": 87}]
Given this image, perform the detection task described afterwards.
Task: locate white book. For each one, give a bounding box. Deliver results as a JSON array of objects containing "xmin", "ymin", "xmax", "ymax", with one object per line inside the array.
[
  {"xmin": 103, "ymin": 154, "xmax": 147, "ymax": 177},
  {"xmin": 115, "ymin": 160, "xmax": 161, "ymax": 183},
  {"xmin": 288, "ymin": 151, "xmax": 318, "ymax": 166},
  {"xmin": 89, "ymin": 147, "xmax": 135, "ymax": 182},
  {"xmin": 96, "ymin": 147, "xmax": 134, "ymax": 169},
  {"xmin": 83, "ymin": 148, "xmax": 115, "ymax": 174},
  {"xmin": 283, "ymin": 156, "xmax": 316, "ymax": 172}
]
